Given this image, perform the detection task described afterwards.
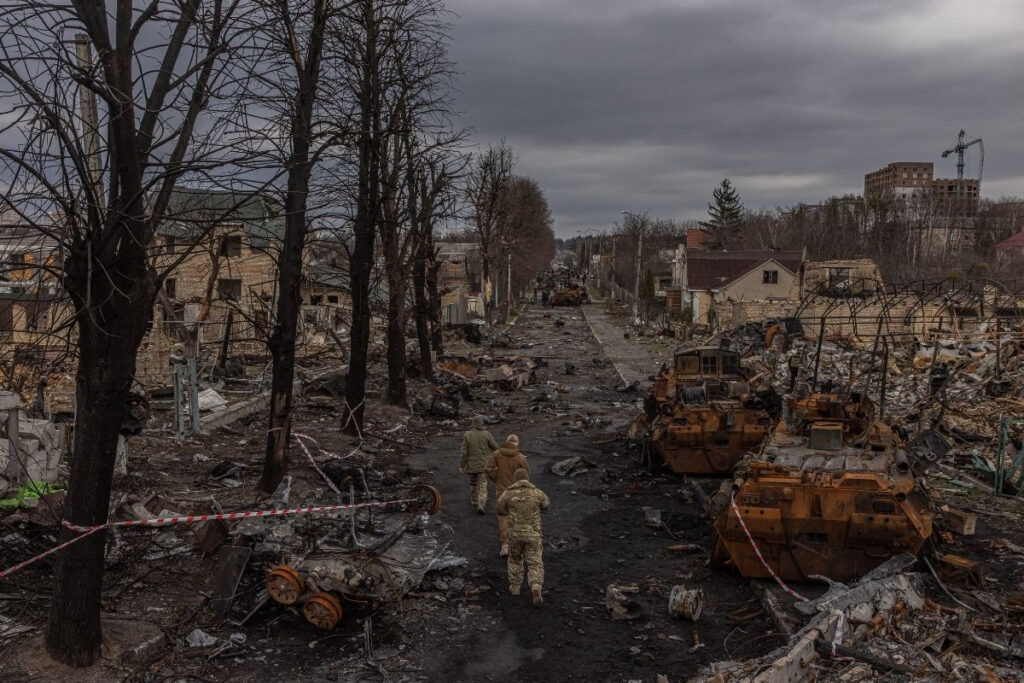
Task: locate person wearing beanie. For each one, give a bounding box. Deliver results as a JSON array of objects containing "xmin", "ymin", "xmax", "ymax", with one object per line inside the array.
[
  {"xmin": 484, "ymin": 433, "xmax": 529, "ymax": 556},
  {"xmin": 460, "ymin": 415, "xmax": 499, "ymax": 514},
  {"xmin": 497, "ymin": 468, "xmax": 549, "ymax": 607}
]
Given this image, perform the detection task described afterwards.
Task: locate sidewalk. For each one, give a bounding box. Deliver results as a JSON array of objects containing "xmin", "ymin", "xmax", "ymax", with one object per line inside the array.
[{"xmin": 580, "ymin": 303, "xmax": 675, "ymax": 385}]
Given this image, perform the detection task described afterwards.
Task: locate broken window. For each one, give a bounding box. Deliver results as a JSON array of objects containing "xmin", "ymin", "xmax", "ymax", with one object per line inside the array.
[
  {"xmin": 217, "ymin": 278, "xmax": 242, "ymax": 300},
  {"xmin": 310, "ymin": 295, "xmax": 323, "ymax": 305},
  {"xmin": 676, "ymin": 354, "xmax": 698, "ymax": 375},
  {"xmin": 327, "ymin": 295, "xmax": 338, "ymax": 304},
  {"xmin": 828, "ymin": 268, "xmax": 850, "ymax": 288},
  {"xmin": 219, "ymin": 235, "xmax": 242, "ymax": 257},
  {"xmin": 165, "ymin": 235, "xmax": 177, "ymax": 254},
  {"xmin": 721, "ymin": 353, "xmax": 740, "ymax": 376},
  {"xmin": 165, "ymin": 278, "xmax": 177, "ymax": 299},
  {"xmin": 762, "ymin": 270, "xmax": 778, "ymax": 284}
]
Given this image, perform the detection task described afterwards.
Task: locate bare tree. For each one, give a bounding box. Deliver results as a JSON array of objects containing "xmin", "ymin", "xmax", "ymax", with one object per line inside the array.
[
  {"xmin": 338, "ymin": 0, "xmax": 384, "ymax": 433},
  {"xmin": 493, "ymin": 175, "xmax": 554, "ymax": 319},
  {"xmin": 0, "ymin": 0, "xmax": 256, "ymax": 665},
  {"xmin": 253, "ymin": 0, "xmax": 338, "ymax": 495},
  {"xmin": 465, "ymin": 140, "xmax": 515, "ymax": 322}
]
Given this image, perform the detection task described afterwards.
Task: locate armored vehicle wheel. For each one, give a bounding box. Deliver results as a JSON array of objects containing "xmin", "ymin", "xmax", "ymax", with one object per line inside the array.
[
  {"xmin": 266, "ymin": 565, "xmax": 304, "ymax": 605},
  {"xmin": 303, "ymin": 592, "xmax": 343, "ymax": 630}
]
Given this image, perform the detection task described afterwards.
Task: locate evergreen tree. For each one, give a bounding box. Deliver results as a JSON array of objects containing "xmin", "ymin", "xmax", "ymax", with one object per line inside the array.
[{"xmin": 700, "ymin": 178, "xmax": 745, "ymax": 246}]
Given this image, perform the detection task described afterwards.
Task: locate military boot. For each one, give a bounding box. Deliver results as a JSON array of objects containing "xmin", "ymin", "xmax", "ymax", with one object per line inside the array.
[{"xmin": 531, "ymin": 586, "xmax": 543, "ymax": 607}]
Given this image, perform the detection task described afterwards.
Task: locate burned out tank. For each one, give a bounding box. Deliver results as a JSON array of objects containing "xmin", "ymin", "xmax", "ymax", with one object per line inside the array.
[
  {"xmin": 639, "ymin": 347, "xmax": 779, "ymax": 474},
  {"xmin": 711, "ymin": 392, "xmax": 933, "ymax": 583},
  {"xmin": 549, "ymin": 284, "xmax": 589, "ymax": 306}
]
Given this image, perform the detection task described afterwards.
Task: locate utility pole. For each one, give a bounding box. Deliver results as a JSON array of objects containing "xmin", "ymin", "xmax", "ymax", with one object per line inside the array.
[
  {"xmin": 611, "ymin": 236, "xmax": 616, "ymax": 289},
  {"xmin": 74, "ymin": 34, "xmax": 103, "ymax": 207},
  {"xmin": 506, "ymin": 250, "xmax": 512, "ymax": 320},
  {"xmin": 632, "ymin": 227, "xmax": 643, "ymax": 321}
]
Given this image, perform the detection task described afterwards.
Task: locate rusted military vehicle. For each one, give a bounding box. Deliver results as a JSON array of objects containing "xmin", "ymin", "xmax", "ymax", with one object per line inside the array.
[
  {"xmin": 549, "ymin": 284, "xmax": 589, "ymax": 306},
  {"xmin": 639, "ymin": 347, "xmax": 779, "ymax": 474},
  {"xmin": 710, "ymin": 392, "xmax": 934, "ymax": 582}
]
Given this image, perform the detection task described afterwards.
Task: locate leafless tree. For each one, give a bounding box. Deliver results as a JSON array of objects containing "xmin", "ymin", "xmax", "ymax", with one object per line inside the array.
[
  {"xmin": 493, "ymin": 175, "xmax": 554, "ymax": 318},
  {"xmin": 0, "ymin": 0, "xmax": 258, "ymax": 666},
  {"xmin": 465, "ymin": 140, "xmax": 515, "ymax": 322},
  {"xmin": 250, "ymin": 0, "xmax": 341, "ymax": 495}
]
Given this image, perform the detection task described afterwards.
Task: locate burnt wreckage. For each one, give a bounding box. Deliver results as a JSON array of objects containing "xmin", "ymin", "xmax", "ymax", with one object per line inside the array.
[
  {"xmin": 710, "ymin": 391, "xmax": 934, "ymax": 582},
  {"xmin": 639, "ymin": 347, "xmax": 779, "ymax": 475}
]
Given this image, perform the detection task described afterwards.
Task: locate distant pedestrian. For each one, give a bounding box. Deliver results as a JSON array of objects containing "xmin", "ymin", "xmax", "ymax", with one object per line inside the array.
[
  {"xmin": 485, "ymin": 434, "xmax": 530, "ymax": 557},
  {"xmin": 788, "ymin": 349, "xmax": 802, "ymax": 392},
  {"xmin": 497, "ymin": 468, "xmax": 549, "ymax": 607},
  {"xmin": 460, "ymin": 416, "xmax": 499, "ymax": 514}
]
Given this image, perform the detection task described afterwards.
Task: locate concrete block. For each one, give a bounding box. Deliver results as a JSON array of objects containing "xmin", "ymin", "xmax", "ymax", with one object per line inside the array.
[{"xmin": 0, "ymin": 391, "xmax": 21, "ymax": 411}]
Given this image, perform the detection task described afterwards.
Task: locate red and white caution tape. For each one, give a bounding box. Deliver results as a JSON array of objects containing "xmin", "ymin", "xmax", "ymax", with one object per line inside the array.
[
  {"xmin": 62, "ymin": 498, "xmax": 416, "ymax": 533},
  {"xmin": 729, "ymin": 493, "xmax": 810, "ymax": 603},
  {"xmin": 0, "ymin": 526, "xmax": 104, "ymax": 580},
  {"xmin": 830, "ymin": 610, "xmax": 855, "ymax": 660},
  {"xmin": 0, "ymin": 498, "xmax": 415, "ymax": 581}
]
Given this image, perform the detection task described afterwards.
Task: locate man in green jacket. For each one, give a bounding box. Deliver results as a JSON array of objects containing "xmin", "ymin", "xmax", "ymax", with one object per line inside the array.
[{"xmin": 460, "ymin": 416, "xmax": 499, "ymax": 514}]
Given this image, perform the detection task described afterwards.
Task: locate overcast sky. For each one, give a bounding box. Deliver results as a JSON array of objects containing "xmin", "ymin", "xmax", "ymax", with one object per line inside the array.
[{"xmin": 447, "ymin": 0, "xmax": 1024, "ymax": 236}]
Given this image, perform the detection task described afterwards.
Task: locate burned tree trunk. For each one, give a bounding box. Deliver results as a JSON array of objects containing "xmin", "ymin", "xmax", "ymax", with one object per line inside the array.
[
  {"xmin": 258, "ymin": 0, "xmax": 330, "ymax": 493},
  {"xmin": 260, "ymin": 191, "xmax": 307, "ymax": 493},
  {"xmin": 342, "ymin": 0, "xmax": 381, "ymax": 434},
  {"xmin": 413, "ymin": 241, "xmax": 432, "ymax": 379},
  {"xmin": 383, "ymin": 277, "xmax": 408, "ymax": 404},
  {"xmin": 46, "ymin": 239, "xmax": 158, "ymax": 665},
  {"xmin": 427, "ymin": 243, "xmax": 443, "ymax": 355}
]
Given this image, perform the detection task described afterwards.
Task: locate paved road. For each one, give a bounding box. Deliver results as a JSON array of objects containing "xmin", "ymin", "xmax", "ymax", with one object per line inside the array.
[
  {"xmin": 581, "ymin": 303, "xmax": 676, "ymax": 386},
  {"xmin": 404, "ymin": 304, "xmax": 777, "ymax": 682}
]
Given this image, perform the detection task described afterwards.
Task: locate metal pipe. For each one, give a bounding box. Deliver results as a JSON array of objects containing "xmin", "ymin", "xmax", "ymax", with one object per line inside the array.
[
  {"xmin": 879, "ymin": 340, "xmax": 889, "ymax": 421},
  {"xmin": 811, "ymin": 315, "xmax": 825, "ymax": 390}
]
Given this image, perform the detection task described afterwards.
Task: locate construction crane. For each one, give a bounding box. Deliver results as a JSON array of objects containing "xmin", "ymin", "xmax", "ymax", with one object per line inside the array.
[{"xmin": 941, "ymin": 129, "xmax": 984, "ymax": 198}]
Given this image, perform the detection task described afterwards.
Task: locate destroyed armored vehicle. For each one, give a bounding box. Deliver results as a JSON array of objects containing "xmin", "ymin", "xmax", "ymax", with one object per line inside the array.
[
  {"xmin": 638, "ymin": 347, "xmax": 779, "ymax": 474},
  {"xmin": 549, "ymin": 285, "xmax": 589, "ymax": 306},
  {"xmin": 711, "ymin": 392, "xmax": 934, "ymax": 583},
  {"xmin": 265, "ymin": 485, "xmax": 445, "ymax": 630}
]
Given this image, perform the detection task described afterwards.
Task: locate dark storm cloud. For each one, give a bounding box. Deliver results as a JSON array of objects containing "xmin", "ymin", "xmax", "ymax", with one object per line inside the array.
[{"xmin": 446, "ymin": 0, "xmax": 1024, "ymax": 234}]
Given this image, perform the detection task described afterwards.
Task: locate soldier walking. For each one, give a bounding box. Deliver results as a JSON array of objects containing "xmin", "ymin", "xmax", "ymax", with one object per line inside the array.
[
  {"xmin": 497, "ymin": 469, "xmax": 549, "ymax": 607},
  {"xmin": 460, "ymin": 416, "xmax": 499, "ymax": 514},
  {"xmin": 485, "ymin": 434, "xmax": 529, "ymax": 556}
]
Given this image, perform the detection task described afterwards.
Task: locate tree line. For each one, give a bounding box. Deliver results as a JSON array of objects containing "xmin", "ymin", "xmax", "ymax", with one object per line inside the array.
[{"xmin": 571, "ymin": 179, "xmax": 1024, "ymax": 315}]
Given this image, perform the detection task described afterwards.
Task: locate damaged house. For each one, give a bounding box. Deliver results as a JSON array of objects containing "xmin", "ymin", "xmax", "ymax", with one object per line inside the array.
[
  {"xmin": 436, "ymin": 241, "xmax": 485, "ymax": 324},
  {"xmin": 140, "ymin": 189, "xmax": 286, "ymax": 378},
  {"xmin": 675, "ymin": 249, "xmax": 804, "ymax": 326}
]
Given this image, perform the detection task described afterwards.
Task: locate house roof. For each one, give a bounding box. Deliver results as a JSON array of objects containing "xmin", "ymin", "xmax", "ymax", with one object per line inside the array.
[
  {"xmin": 162, "ymin": 189, "xmax": 285, "ymax": 248},
  {"xmin": 686, "ymin": 250, "xmax": 802, "ymax": 290},
  {"xmin": 996, "ymin": 230, "xmax": 1024, "ymax": 251}
]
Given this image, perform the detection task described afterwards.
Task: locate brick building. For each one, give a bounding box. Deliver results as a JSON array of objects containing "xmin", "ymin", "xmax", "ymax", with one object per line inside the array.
[
  {"xmin": 864, "ymin": 161, "xmax": 980, "ymax": 215},
  {"xmin": 864, "ymin": 162, "xmax": 935, "ymax": 200}
]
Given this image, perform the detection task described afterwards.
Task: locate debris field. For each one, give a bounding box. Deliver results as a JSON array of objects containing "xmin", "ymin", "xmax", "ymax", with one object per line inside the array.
[{"xmin": 1, "ymin": 300, "xmax": 1024, "ymax": 682}]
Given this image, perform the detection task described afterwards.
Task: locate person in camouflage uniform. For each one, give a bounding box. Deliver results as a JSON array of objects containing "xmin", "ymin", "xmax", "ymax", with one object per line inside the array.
[
  {"xmin": 485, "ymin": 434, "xmax": 530, "ymax": 556},
  {"xmin": 460, "ymin": 416, "xmax": 499, "ymax": 514},
  {"xmin": 496, "ymin": 468, "xmax": 550, "ymax": 607}
]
